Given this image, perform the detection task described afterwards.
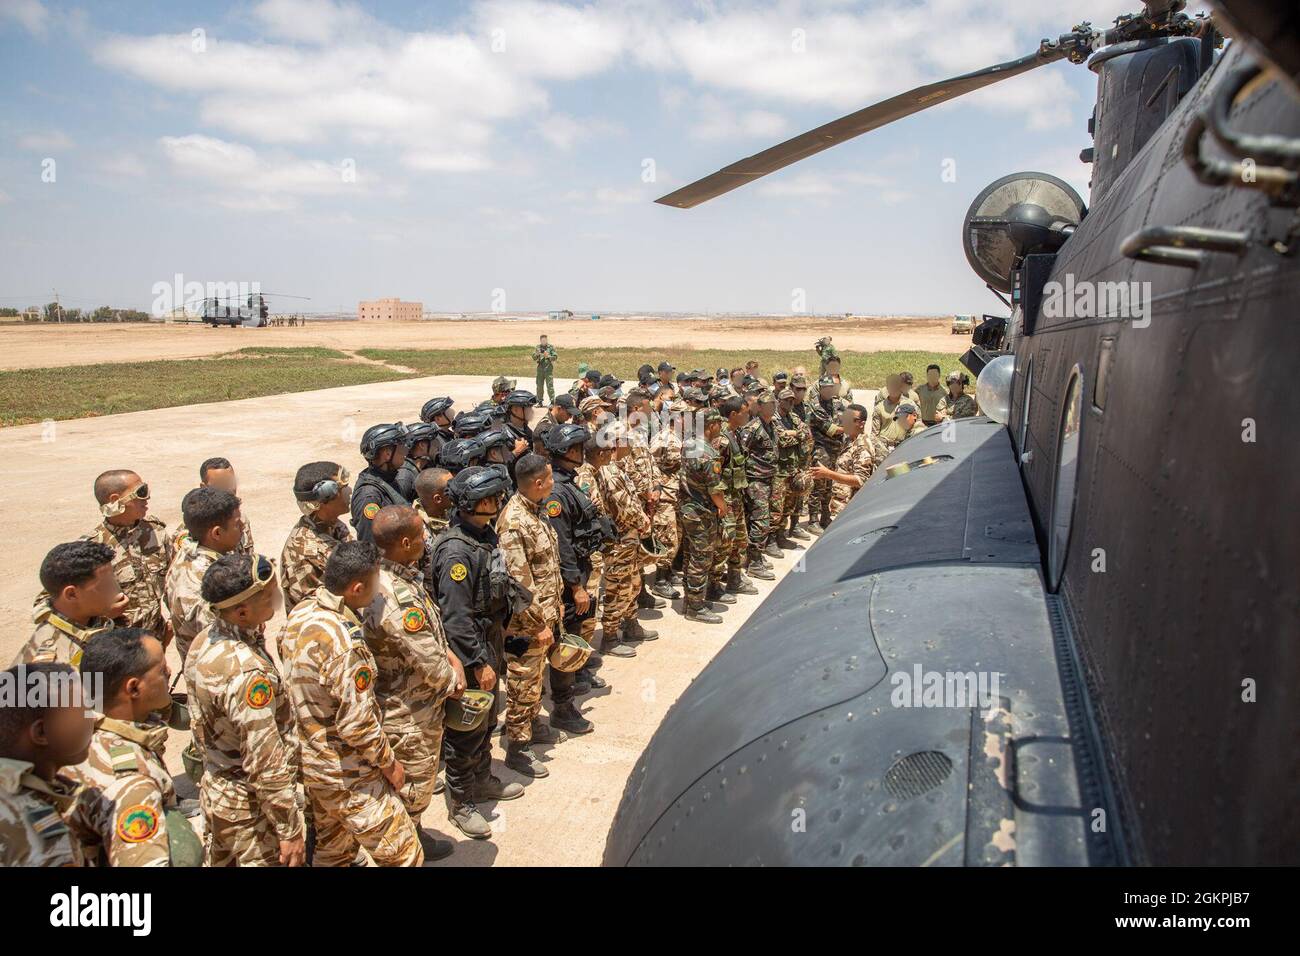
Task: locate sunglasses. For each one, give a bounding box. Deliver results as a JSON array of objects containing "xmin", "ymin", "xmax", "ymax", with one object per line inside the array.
[{"xmin": 121, "ymin": 483, "xmax": 149, "ymax": 503}]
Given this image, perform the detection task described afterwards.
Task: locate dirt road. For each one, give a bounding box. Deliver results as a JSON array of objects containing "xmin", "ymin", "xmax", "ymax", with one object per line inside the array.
[
  {"xmin": 0, "ymin": 373, "xmax": 823, "ymax": 866},
  {"xmin": 0, "ymin": 316, "xmax": 957, "ymax": 370}
]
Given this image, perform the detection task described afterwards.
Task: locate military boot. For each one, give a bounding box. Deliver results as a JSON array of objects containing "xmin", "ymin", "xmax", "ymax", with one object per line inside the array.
[
  {"xmin": 417, "ymin": 829, "xmax": 456, "ymax": 861},
  {"xmin": 807, "ymin": 520, "xmax": 826, "ymax": 536},
  {"xmin": 550, "ymin": 701, "xmax": 594, "ymax": 734},
  {"xmin": 505, "ymin": 742, "xmax": 549, "ymax": 778},
  {"xmin": 650, "ymin": 568, "xmax": 681, "ymax": 600},
  {"xmin": 726, "ymin": 569, "xmax": 759, "ymax": 595},
  {"xmin": 707, "ymin": 582, "xmax": 737, "ymax": 604},
  {"xmin": 775, "ymin": 531, "xmax": 801, "ymax": 550},
  {"xmin": 685, "ymin": 603, "xmax": 723, "ymax": 623},
  {"xmin": 788, "ymin": 521, "xmax": 810, "ymax": 541},
  {"xmin": 746, "ymin": 557, "xmax": 776, "ymax": 581},
  {"xmin": 447, "ymin": 800, "xmax": 492, "ymax": 840},
  {"xmin": 530, "ymin": 717, "xmax": 561, "ymax": 744},
  {"xmin": 764, "ymin": 539, "xmax": 784, "ymax": 559},
  {"xmin": 578, "ymin": 664, "xmax": 607, "ymax": 688},
  {"xmin": 600, "ymin": 629, "xmax": 637, "ymax": 658},
  {"xmin": 572, "ymin": 671, "xmax": 592, "ymax": 694},
  {"xmin": 637, "ymin": 576, "xmax": 666, "ymax": 609},
  {"xmin": 623, "ymin": 618, "xmax": 659, "ymax": 642},
  {"xmin": 472, "ymin": 774, "xmax": 525, "ymax": 802}
]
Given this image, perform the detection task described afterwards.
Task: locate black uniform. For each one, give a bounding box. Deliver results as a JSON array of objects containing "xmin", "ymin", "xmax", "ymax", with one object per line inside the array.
[
  {"xmin": 395, "ymin": 459, "xmax": 420, "ymax": 503},
  {"xmin": 350, "ymin": 466, "xmax": 407, "ymax": 543},
  {"xmin": 430, "ymin": 515, "xmax": 510, "ymax": 806}
]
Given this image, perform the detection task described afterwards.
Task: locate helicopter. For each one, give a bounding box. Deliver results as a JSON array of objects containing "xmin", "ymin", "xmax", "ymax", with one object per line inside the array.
[
  {"xmin": 603, "ymin": 0, "xmax": 1298, "ymax": 866},
  {"xmin": 194, "ymin": 291, "xmax": 311, "ymax": 328}
]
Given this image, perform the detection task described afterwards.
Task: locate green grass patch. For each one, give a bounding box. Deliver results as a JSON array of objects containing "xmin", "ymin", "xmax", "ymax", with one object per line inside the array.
[
  {"xmin": 358, "ymin": 346, "xmax": 967, "ymax": 390},
  {"xmin": 0, "ymin": 352, "xmax": 409, "ymax": 426},
  {"xmin": 232, "ymin": 346, "xmax": 350, "ymax": 359}
]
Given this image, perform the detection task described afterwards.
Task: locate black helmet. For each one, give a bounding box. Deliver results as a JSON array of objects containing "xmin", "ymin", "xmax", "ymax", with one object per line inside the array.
[
  {"xmin": 437, "ymin": 437, "xmax": 486, "ymax": 471},
  {"xmin": 504, "ymin": 389, "xmax": 537, "ymax": 407},
  {"xmin": 420, "ymin": 396, "xmax": 454, "ymax": 423},
  {"xmin": 447, "ymin": 464, "xmax": 511, "ymax": 510},
  {"xmin": 360, "ymin": 422, "xmax": 406, "ymax": 460},
  {"xmin": 452, "ymin": 410, "xmax": 493, "ymax": 437},
  {"xmin": 543, "ymin": 422, "xmax": 589, "ymax": 455},
  {"xmin": 477, "ymin": 428, "xmax": 514, "ymax": 457},
  {"xmin": 403, "ymin": 422, "xmax": 440, "ymax": 449}
]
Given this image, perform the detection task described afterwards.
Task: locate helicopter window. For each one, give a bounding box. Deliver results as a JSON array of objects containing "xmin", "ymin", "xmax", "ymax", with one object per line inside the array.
[
  {"xmin": 1093, "ymin": 337, "xmax": 1115, "ymax": 413},
  {"xmin": 1018, "ymin": 356, "xmax": 1033, "ymax": 458},
  {"xmin": 1048, "ymin": 367, "xmax": 1084, "ymax": 591}
]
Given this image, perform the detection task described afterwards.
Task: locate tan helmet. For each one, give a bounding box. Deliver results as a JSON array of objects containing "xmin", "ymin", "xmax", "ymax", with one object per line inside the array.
[
  {"xmin": 548, "ymin": 631, "xmax": 593, "ymax": 673},
  {"xmin": 444, "ymin": 688, "xmax": 495, "ymax": 732}
]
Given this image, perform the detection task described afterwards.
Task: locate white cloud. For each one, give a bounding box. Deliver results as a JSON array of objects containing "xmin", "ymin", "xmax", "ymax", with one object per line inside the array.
[
  {"xmin": 1, "ymin": 0, "xmax": 48, "ymax": 36},
  {"xmin": 758, "ymin": 169, "xmax": 899, "ymax": 200},
  {"xmin": 17, "ymin": 130, "xmax": 73, "ymax": 151},
  {"xmin": 689, "ymin": 95, "xmax": 787, "ymax": 142},
  {"xmin": 536, "ymin": 112, "xmax": 623, "ymax": 150},
  {"xmin": 97, "ymin": 152, "xmax": 147, "ymax": 178},
  {"xmin": 159, "ymin": 134, "xmax": 361, "ymax": 210}
]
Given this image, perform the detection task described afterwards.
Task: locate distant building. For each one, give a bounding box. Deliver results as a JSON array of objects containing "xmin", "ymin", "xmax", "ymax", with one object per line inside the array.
[{"xmin": 358, "ymin": 298, "xmax": 423, "ymax": 321}]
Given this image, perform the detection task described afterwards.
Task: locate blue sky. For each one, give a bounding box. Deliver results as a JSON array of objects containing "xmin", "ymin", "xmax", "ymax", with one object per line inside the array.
[{"xmin": 1, "ymin": 0, "xmax": 1158, "ymax": 316}]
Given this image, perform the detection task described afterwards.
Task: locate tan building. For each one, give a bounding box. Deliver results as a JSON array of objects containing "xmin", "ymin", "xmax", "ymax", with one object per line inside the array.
[{"xmin": 358, "ymin": 298, "xmax": 423, "ymax": 321}]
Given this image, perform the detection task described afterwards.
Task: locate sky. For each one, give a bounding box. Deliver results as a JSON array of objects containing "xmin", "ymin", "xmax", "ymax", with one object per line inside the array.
[{"xmin": 0, "ymin": 0, "xmax": 1169, "ymax": 316}]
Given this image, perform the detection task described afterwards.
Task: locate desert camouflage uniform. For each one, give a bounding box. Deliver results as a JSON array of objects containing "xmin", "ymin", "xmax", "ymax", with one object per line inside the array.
[
  {"xmin": 413, "ymin": 500, "xmax": 448, "ymax": 582},
  {"xmin": 679, "ymin": 442, "xmax": 724, "ymax": 609},
  {"xmin": 163, "ymin": 538, "xmax": 222, "ymax": 664},
  {"xmin": 808, "ymin": 395, "xmax": 846, "ymax": 527},
  {"xmin": 362, "ymin": 559, "xmax": 456, "ymax": 817},
  {"xmin": 497, "ymin": 493, "xmax": 563, "ymax": 744},
  {"xmin": 84, "ymin": 516, "xmax": 171, "ymax": 636},
  {"xmin": 280, "ymin": 514, "xmax": 352, "ymax": 612},
  {"xmin": 10, "ymin": 602, "xmax": 112, "ymax": 667},
  {"xmin": 573, "ymin": 461, "xmax": 606, "ymax": 643},
  {"xmin": 936, "ymin": 393, "xmax": 978, "ymax": 421},
  {"xmin": 168, "ymin": 516, "xmax": 254, "ymax": 562},
  {"xmin": 66, "ymin": 717, "xmax": 179, "ymax": 866},
  {"xmin": 596, "ymin": 462, "xmax": 651, "ymax": 637},
  {"xmin": 650, "ymin": 425, "xmax": 684, "ymax": 571},
  {"xmin": 185, "ymin": 616, "xmax": 302, "ymax": 866},
  {"xmin": 711, "ymin": 424, "xmax": 750, "ymax": 583},
  {"xmin": 0, "ymin": 758, "xmax": 81, "ymax": 867},
  {"xmin": 830, "ymin": 431, "xmax": 884, "ymax": 517},
  {"xmin": 282, "ymin": 587, "xmax": 420, "ymax": 867}
]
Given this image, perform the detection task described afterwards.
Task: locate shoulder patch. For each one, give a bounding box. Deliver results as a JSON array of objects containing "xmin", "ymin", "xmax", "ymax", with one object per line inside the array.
[
  {"xmin": 116, "ymin": 804, "xmax": 160, "ymax": 843},
  {"xmin": 245, "ymin": 676, "xmax": 274, "ymax": 709},
  {"xmin": 711, "ymin": 460, "xmax": 722, "ymax": 476},
  {"xmin": 353, "ymin": 665, "xmax": 374, "ymax": 693},
  {"xmin": 402, "ymin": 607, "xmax": 427, "ymax": 633},
  {"xmin": 449, "ymin": 562, "xmax": 468, "ymax": 582},
  {"xmin": 545, "ymin": 500, "xmax": 563, "ymax": 518},
  {"xmin": 362, "ymin": 502, "xmax": 380, "ymax": 520}
]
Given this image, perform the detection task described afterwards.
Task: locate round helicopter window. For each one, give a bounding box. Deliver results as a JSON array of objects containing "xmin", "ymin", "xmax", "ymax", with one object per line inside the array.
[{"xmin": 1048, "ymin": 367, "xmax": 1084, "ymax": 590}]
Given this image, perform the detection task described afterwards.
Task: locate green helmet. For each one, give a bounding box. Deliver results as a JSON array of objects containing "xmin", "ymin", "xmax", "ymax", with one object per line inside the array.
[
  {"xmin": 164, "ymin": 693, "xmax": 191, "ymax": 731},
  {"xmin": 548, "ymin": 631, "xmax": 593, "ymax": 673},
  {"xmin": 444, "ymin": 688, "xmax": 495, "ymax": 732},
  {"xmin": 181, "ymin": 741, "xmax": 203, "ymax": 784}
]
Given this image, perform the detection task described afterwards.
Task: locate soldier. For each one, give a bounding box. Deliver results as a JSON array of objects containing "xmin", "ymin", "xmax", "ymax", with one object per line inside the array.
[
  {"xmin": 186, "ymin": 553, "xmax": 303, "ymax": 867},
  {"xmin": 85, "ymin": 469, "xmax": 171, "ymax": 639},
  {"xmin": 623, "ymin": 388, "xmax": 667, "ymax": 611},
  {"xmin": 501, "ymin": 389, "xmax": 538, "ymax": 459},
  {"xmin": 812, "ymin": 404, "xmax": 883, "ymax": 518},
  {"xmin": 531, "ymin": 335, "xmax": 558, "ymax": 405},
  {"xmin": 899, "ymin": 371, "xmax": 921, "ymax": 406},
  {"xmin": 871, "ymin": 374, "xmax": 908, "ymax": 436},
  {"xmin": 808, "ymin": 376, "xmax": 847, "ymax": 533},
  {"xmin": 351, "ymin": 423, "xmax": 409, "ymax": 544},
  {"xmin": 477, "ymin": 375, "xmax": 516, "ymax": 411},
  {"xmin": 68, "ymin": 628, "xmax": 200, "ymax": 866},
  {"xmin": 878, "ymin": 402, "xmax": 928, "ymax": 455},
  {"xmin": 823, "ymin": 354, "xmax": 853, "ymax": 399},
  {"xmin": 786, "ymin": 372, "xmax": 816, "ymax": 539},
  {"xmin": 164, "ymin": 486, "xmax": 245, "ymax": 664},
  {"xmin": 595, "ymin": 421, "xmax": 657, "ymax": 654},
  {"xmin": 815, "ymin": 336, "xmax": 839, "ymax": 375},
  {"xmin": 771, "ymin": 387, "xmax": 807, "ymax": 550},
  {"xmin": 568, "ymin": 367, "xmax": 601, "ymax": 401},
  {"xmin": 396, "ymin": 422, "xmax": 441, "ymax": 503},
  {"xmin": 572, "ymin": 431, "xmax": 611, "ymax": 658},
  {"xmin": 648, "ymin": 404, "xmax": 685, "ymax": 600},
  {"xmin": 713, "ymin": 396, "xmax": 766, "ymax": 593},
  {"xmin": 14, "ymin": 541, "xmax": 123, "ymax": 666},
  {"xmin": 497, "ymin": 454, "xmax": 568, "ymax": 777},
  {"xmin": 282, "ymin": 541, "xmax": 422, "ymax": 865},
  {"xmin": 430, "ymin": 467, "xmax": 525, "ymax": 839},
  {"xmin": 936, "ymin": 371, "xmax": 978, "ymax": 421},
  {"xmin": 656, "ymin": 360, "xmax": 676, "ymax": 389},
  {"xmin": 418, "ymin": 396, "xmax": 456, "ymax": 462},
  {"xmin": 0, "ymin": 661, "xmax": 94, "ymax": 866},
  {"xmin": 579, "ymin": 395, "xmax": 609, "ymax": 428},
  {"xmin": 738, "ymin": 388, "xmax": 782, "ymax": 565},
  {"xmin": 917, "ymin": 364, "xmax": 947, "ymax": 427},
  {"xmin": 679, "ymin": 415, "xmax": 728, "ymax": 623},
  {"xmin": 534, "ymin": 393, "xmax": 577, "ymax": 453},
  {"xmin": 364, "ymin": 507, "xmax": 464, "ymax": 861},
  {"xmin": 453, "ymin": 409, "xmax": 494, "ymax": 439},
  {"xmin": 167, "ymin": 457, "xmax": 255, "ymax": 557},
  {"xmin": 281, "ymin": 462, "xmax": 353, "ymax": 612}
]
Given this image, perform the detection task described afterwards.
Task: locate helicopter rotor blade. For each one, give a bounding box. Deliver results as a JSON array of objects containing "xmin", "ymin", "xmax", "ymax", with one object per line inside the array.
[{"xmin": 656, "ymin": 45, "xmax": 1068, "ymax": 209}]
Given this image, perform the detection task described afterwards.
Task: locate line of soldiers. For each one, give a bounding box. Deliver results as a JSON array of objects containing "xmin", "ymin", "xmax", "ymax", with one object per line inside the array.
[{"xmin": 2, "ymin": 347, "xmax": 978, "ymax": 867}]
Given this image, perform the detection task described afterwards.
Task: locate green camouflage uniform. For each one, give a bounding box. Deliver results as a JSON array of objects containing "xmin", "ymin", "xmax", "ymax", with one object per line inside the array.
[
  {"xmin": 678, "ymin": 440, "xmax": 725, "ymax": 610},
  {"xmin": 532, "ymin": 344, "xmax": 558, "ymax": 404}
]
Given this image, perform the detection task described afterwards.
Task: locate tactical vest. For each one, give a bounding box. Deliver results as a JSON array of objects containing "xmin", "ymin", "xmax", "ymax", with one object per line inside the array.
[
  {"xmin": 554, "ymin": 473, "xmax": 614, "ymax": 559},
  {"xmin": 436, "ymin": 525, "xmax": 529, "ymax": 622}
]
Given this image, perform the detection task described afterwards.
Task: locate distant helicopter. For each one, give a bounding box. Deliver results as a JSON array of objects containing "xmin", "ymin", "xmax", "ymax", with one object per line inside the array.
[
  {"xmin": 605, "ymin": 0, "xmax": 1298, "ymax": 866},
  {"xmin": 194, "ymin": 292, "xmax": 311, "ymax": 327}
]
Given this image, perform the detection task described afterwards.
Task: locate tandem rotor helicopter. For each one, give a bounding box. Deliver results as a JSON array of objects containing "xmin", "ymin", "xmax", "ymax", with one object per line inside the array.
[
  {"xmin": 605, "ymin": 0, "xmax": 1298, "ymax": 866},
  {"xmin": 192, "ymin": 292, "xmax": 311, "ymax": 327}
]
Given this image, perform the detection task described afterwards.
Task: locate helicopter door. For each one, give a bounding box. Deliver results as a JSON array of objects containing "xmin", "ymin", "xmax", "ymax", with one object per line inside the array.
[{"xmin": 1047, "ymin": 367, "xmax": 1084, "ymax": 591}]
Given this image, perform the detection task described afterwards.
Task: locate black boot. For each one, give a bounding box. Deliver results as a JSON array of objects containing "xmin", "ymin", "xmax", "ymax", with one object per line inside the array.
[
  {"xmin": 726, "ymin": 569, "xmax": 759, "ymax": 595},
  {"xmin": 579, "ymin": 664, "xmax": 606, "ymax": 689},
  {"xmin": 529, "ymin": 718, "xmax": 560, "ymax": 744},
  {"xmin": 550, "ymin": 701, "xmax": 594, "ymax": 734},
  {"xmin": 650, "ymin": 567, "xmax": 681, "ymax": 600},
  {"xmin": 637, "ymin": 575, "xmax": 666, "ymax": 609},
  {"xmin": 505, "ymin": 742, "xmax": 549, "ymax": 778}
]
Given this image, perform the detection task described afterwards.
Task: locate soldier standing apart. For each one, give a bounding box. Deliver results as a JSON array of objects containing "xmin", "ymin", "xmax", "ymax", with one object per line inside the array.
[
  {"xmin": 281, "ymin": 462, "xmax": 353, "ymax": 612},
  {"xmin": 430, "ymin": 467, "xmax": 525, "ymax": 840},
  {"xmin": 595, "ymin": 422, "xmax": 658, "ymax": 653},
  {"xmin": 351, "ymin": 424, "xmax": 410, "ymax": 544},
  {"xmin": 186, "ymin": 553, "xmax": 303, "ymax": 866},
  {"xmin": 498, "ymin": 454, "xmax": 568, "ymax": 778},
  {"xmin": 531, "ymin": 335, "xmax": 558, "ymax": 406},
  {"xmin": 808, "ymin": 377, "xmax": 847, "ymax": 533},
  {"xmin": 168, "ymin": 457, "xmax": 255, "ymax": 557},
  {"xmin": 85, "ymin": 469, "xmax": 172, "ymax": 641},
  {"xmin": 812, "ymin": 405, "xmax": 883, "ymax": 518},
  {"xmin": 739, "ymin": 389, "xmax": 782, "ymax": 566},
  {"xmin": 364, "ymin": 506, "xmax": 464, "ymax": 861},
  {"xmin": 0, "ymin": 662, "xmax": 94, "ymax": 866},
  {"xmin": 165, "ymin": 486, "xmax": 245, "ymax": 665},
  {"xmin": 14, "ymin": 542, "xmax": 123, "ymax": 666},
  {"xmin": 68, "ymin": 628, "xmax": 201, "ymax": 866},
  {"xmin": 282, "ymin": 541, "xmax": 422, "ymax": 866}
]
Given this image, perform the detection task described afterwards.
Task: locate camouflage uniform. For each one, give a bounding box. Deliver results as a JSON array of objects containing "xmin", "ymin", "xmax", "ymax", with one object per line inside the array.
[
  {"xmin": 738, "ymin": 414, "xmax": 778, "ymax": 554},
  {"xmin": 163, "ymin": 538, "xmax": 222, "ymax": 664},
  {"xmin": 772, "ymin": 407, "xmax": 805, "ymax": 536},
  {"xmin": 808, "ymin": 395, "xmax": 846, "ymax": 527},
  {"xmin": 788, "ymin": 397, "xmax": 816, "ymax": 530},
  {"xmin": 679, "ymin": 442, "xmax": 725, "ymax": 610},
  {"xmin": 0, "ymin": 758, "xmax": 81, "ymax": 867},
  {"xmin": 572, "ymin": 461, "xmax": 606, "ymax": 645},
  {"xmin": 532, "ymin": 343, "xmax": 557, "ymax": 404},
  {"xmin": 84, "ymin": 516, "xmax": 170, "ymax": 636},
  {"xmin": 280, "ymin": 514, "xmax": 352, "ymax": 612},
  {"xmin": 10, "ymin": 602, "xmax": 111, "ymax": 667},
  {"xmin": 830, "ymin": 431, "xmax": 884, "ymax": 517},
  {"xmin": 649, "ymin": 426, "xmax": 684, "ymax": 571},
  {"xmin": 936, "ymin": 393, "xmax": 978, "ymax": 421},
  {"xmin": 362, "ymin": 559, "xmax": 456, "ymax": 817},
  {"xmin": 66, "ymin": 717, "xmax": 182, "ymax": 866},
  {"xmin": 168, "ymin": 516, "xmax": 254, "ymax": 561},
  {"xmin": 497, "ymin": 493, "xmax": 563, "ymax": 744},
  {"xmin": 185, "ymin": 616, "xmax": 303, "ymax": 866},
  {"xmin": 596, "ymin": 462, "xmax": 651, "ymax": 637},
  {"xmin": 414, "ymin": 500, "xmax": 449, "ymax": 582},
  {"xmin": 282, "ymin": 587, "xmax": 421, "ymax": 867},
  {"xmin": 711, "ymin": 424, "xmax": 750, "ymax": 583}
]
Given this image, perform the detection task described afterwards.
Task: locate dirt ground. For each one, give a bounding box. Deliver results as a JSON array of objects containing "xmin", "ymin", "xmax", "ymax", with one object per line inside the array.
[
  {"xmin": 0, "ymin": 316, "xmax": 957, "ymax": 370},
  {"xmin": 0, "ymin": 372, "xmax": 854, "ymax": 866}
]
